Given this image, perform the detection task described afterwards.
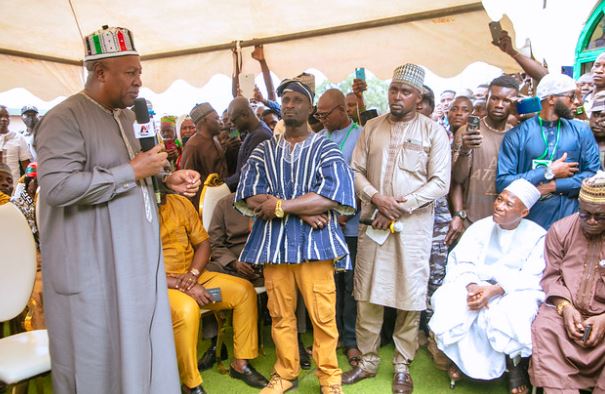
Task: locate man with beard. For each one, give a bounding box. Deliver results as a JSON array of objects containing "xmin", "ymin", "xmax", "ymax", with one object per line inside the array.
[
  {"xmin": 497, "ymin": 73, "xmax": 600, "ymax": 230},
  {"xmin": 590, "ymin": 91, "xmax": 605, "ymax": 166},
  {"xmin": 449, "ymin": 76, "xmax": 519, "ymax": 244},
  {"xmin": 181, "ymin": 102, "xmax": 229, "ymax": 210},
  {"xmin": 19, "ymin": 105, "xmax": 39, "ymax": 160},
  {"xmin": 235, "ymin": 77, "xmax": 356, "ymax": 394},
  {"xmin": 345, "ymin": 64, "xmax": 450, "ymax": 394}
]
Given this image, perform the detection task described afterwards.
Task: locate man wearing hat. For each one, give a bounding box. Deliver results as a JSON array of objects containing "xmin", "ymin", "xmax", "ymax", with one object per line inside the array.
[
  {"xmin": 345, "ymin": 64, "xmax": 451, "ymax": 393},
  {"xmin": 530, "ymin": 171, "xmax": 605, "ymax": 393},
  {"xmin": 235, "ymin": 76, "xmax": 356, "ymax": 394},
  {"xmin": 20, "ymin": 105, "xmax": 39, "ymax": 160},
  {"xmin": 35, "ymin": 26, "xmax": 201, "ymax": 393},
  {"xmin": 181, "ymin": 102, "xmax": 229, "ymax": 210},
  {"xmin": 497, "ymin": 72, "xmax": 601, "ymax": 230},
  {"xmin": 429, "ymin": 179, "xmax": 546, "ymax": 394}
]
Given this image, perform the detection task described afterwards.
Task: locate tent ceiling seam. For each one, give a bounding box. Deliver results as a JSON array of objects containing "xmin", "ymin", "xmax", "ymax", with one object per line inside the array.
[{"xmin": 0, "ymin": 1, "xmax": 483, "ymax": 65}]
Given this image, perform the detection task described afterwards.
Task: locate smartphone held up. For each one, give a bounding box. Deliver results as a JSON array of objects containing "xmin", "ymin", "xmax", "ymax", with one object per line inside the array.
[{"xmin": 488, "ymin": 21, "xmax": 503, "ymax": 45}]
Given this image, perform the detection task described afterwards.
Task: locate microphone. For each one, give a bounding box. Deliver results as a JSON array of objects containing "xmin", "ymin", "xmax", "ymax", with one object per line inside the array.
[{"xmin": 133, "ymin": 97, "xmax": 161, "ymax": 204}]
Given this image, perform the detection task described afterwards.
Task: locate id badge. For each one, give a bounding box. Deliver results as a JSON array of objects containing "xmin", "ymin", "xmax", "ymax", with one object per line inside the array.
[{"xmin": 532, "ymin": 159, "xmax": 552, "ymax": 170}]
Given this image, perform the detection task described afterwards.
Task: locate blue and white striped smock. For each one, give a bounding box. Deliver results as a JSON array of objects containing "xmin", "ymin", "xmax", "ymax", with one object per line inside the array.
[{"xmin": 234, "ymin": 132, "xmax": 356, "ymax": 269}]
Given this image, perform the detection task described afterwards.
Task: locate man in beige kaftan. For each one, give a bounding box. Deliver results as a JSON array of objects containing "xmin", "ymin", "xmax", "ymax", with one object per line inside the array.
[{"xmin": 343, "ymin": 64, "xmax": 451, "ymax": 393}]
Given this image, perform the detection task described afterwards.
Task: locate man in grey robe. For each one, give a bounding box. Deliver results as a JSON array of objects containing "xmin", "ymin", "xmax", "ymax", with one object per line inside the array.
[{"xmin": 35, "ymin": 26, "xmax": 201, "ymax": 394}]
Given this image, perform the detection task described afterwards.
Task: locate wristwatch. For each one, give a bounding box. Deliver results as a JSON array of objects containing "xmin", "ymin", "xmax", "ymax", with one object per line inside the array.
[
  {"xmin": 189, "ymin": 268, "xmax": 200, "ymax": 277},
  {"xmin": 544, "ymin": 164, "xmax": 555, "ymax": 181},
  {"xmin": 275, "ymin": 199, "xmax": 285, "ymax": 218},
  {"xmin": 453, "ymin": 210, "xmax": 467, "ymax": 220}
]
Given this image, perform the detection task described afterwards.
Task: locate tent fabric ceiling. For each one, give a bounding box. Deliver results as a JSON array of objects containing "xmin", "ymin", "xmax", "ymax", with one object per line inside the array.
[{"xmin": 0, "ymin": 0, "xmax": 519, "ymax": 99}]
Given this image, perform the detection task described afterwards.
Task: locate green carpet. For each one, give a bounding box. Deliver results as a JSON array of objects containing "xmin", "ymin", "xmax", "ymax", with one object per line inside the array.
[{"xmin": 26, "ymin": 329, "xmax": 509, "ymax": 394}]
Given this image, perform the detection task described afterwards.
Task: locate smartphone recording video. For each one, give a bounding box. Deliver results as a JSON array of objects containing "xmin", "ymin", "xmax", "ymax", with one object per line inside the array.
[
  {"xmin": 489, "ymin": 21, "xmax": 503, "ymax": 44},
  {"xmin": 467, "ymin": 115, "xmax": 480, "ymax": 132}
]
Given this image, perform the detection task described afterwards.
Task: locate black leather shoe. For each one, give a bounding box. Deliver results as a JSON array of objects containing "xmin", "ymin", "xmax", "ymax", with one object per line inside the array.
[
  {"xmin": 198, "ymin": 342, "xmax": 228, "ymax": 371},
  {"xmin": 229, "ymin": 363, "xmax": 269, "ymax": 388},
  {"xmin": 182, "ymin": 384, "xmax": 207, "ymax": 394},
  {"xmin": 342, "ymin": 366, "xmax": 376, "ymax": 385},
  {"xmin": 299, "ymin": 338, "xmax": 311, "ymax": 370}
]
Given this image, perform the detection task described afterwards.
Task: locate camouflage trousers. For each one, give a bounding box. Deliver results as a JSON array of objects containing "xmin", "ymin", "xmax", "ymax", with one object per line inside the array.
[{"xmin": 421, "ymin": 197, "xmax": 451, "ymax": 331}]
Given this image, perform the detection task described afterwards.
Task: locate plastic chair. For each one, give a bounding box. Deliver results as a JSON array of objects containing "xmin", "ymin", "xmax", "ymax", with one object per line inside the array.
[
  {"xmin": 198, "ymin": 173, "xmax": 230, "ymax": 231},
  {"xmin": 0, "ymin": 203, "xmax": 50, "ymax": 393}
]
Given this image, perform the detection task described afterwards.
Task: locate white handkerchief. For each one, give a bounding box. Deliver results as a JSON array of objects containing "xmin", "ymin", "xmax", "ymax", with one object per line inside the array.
[{"xmin": 365, "ymin": 226, "xmax": 390, "ymax": 245}]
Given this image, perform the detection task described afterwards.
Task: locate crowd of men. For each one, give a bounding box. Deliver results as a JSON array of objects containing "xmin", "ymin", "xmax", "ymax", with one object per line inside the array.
[{"xmin": 2, "ymin": 24, "xmax": 605, "ymax": 394}]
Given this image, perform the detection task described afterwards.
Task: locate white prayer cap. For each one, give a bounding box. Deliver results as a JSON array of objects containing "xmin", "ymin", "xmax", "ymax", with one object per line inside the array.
[
  {"xmin": 504, "ymin": 179, "xmax": 541, "ymax": 209},
  {"xmin": 536, "ymin": 73, "xmax": 577, "ymax": 101}
]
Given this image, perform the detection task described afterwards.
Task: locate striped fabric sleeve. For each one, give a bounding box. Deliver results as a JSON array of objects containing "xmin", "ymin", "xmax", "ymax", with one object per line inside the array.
[
  {"xmin": 234, "ymin": 145, "xmax": 269, "ymax": 217},
  {"xmin": 312, "ymin": 144, "xmax": 356, "ymax": 215}
]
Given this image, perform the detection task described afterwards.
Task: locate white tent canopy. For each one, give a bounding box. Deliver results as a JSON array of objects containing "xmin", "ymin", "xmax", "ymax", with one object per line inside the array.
[{"xmin": 1, "ymin": 0, "xmax": 524, "ymax": 100}]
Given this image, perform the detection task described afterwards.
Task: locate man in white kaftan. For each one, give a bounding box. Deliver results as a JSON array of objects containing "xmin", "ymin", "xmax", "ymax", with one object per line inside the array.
[{"xmin": 429, "ymin": 179, "xmax": 545, "ymax": 392}]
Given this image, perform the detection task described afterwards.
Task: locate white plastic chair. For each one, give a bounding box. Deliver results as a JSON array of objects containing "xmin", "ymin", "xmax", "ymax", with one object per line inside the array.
[{"xmin": 0, "ymin": 203, "xmax": 50, "ymax": 392}]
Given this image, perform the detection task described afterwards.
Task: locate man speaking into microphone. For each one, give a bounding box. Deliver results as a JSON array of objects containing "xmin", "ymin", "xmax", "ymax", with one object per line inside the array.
[{"xmin": 35, "ymin": 26, "xmax": 200, "ymax": 393}]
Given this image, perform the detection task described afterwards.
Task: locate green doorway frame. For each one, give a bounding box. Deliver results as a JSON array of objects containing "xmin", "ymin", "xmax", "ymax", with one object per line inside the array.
[{"xmin": 575, "ymin": 1, "xmax": 605, "ymax": 78}]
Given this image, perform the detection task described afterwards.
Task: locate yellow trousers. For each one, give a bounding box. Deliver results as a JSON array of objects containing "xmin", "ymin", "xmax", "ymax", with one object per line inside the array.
[
  {"xmin": 168, "ymin": 270, "xmax": 258, "ymax": 388},
  {"xmin": 264, "ymin": 261, "xmax": 341, "ymax": 386}
]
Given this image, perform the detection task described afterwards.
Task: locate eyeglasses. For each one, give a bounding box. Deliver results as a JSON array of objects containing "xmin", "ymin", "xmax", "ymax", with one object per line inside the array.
[
  {"xmin": 555, "ymin": 92, "xmax": 576, "ymax": 100},
  {"xmin": 579, "ymin": 210, "xmax": 605, "ymax": 222},
  {"xmin": 314, "ymin": 105, "xmax": 341, "ymax": 120}
]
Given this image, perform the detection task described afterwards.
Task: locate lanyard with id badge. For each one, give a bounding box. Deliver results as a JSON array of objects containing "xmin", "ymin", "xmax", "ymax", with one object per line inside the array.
[{"xmin": 531, "ymin": 118, "xmax": 561, "ymax": 170}]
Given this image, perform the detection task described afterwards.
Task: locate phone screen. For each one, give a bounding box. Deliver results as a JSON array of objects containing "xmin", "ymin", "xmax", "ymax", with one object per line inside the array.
[
  {"xmin": 467, "ymin": 115, "xmax": 480, "ymax": 132},
  {"xmin": 355, "ymin": 67, "xmax": 366, "ymax": 81}
]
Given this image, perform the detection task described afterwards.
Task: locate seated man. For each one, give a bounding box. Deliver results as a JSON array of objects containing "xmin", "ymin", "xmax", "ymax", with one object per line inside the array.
[
  {"xmin": 0, "ymin": 163, "xmax": 13, "ymax": 204},
  {"xmin": 159, "ymin": 192, "xmax": 268, "ymax": 394},
  {"xmin": 530, "ymin": 172, "xmax": 605, "ymax": 393},
  {"xmin": 429, "ymin": 179, "xmax": 546, "ymax": 394}
]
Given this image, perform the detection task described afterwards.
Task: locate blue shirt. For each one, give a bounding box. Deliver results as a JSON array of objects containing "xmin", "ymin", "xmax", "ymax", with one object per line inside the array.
[
  {"xmin": 319, "ymin": 121, "xmax": 363, "ymax": 237},
  {"xmin": 235, "ymin": 133, "xmax": 356, "ymax": 268},
  {"xmin": 497, "ymin": 116, "xmax": 600, "ymax": 229}
]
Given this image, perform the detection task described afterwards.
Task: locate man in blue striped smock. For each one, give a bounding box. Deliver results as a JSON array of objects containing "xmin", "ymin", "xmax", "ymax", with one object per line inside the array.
[{"xmin": 235, "ymin": 77, "xmax": 356, "ymax": 394}]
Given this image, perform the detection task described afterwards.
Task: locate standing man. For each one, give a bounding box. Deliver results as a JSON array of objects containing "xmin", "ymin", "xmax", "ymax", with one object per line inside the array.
[
  {"xmin": 345, "ymin": 64, "xmax": 451, "ymax": 393},
  {"xmin": 449, "ymin": 75, "xmax": 519, "ymax": 239},
  {"xmin": 20, "ymin": 105, "xmax": 40, "ymax": 160},
  {"xmin": 225, "ymin": 97, "xmax": 272, "ymax": 191},
  {"xmin": 317, "ymin": 88, "xmax": 364, "ymax": 366},
  {"xmin": 0, "ymin": 105, "xmax": 31, "ymax": 186},
  {"xmin": 181, "ymin": 102, "xmax": 228, "ymax": 210},
  {"xmin": 35, "ymin": 26, "xmax": 200, "ymax": 393},
  {"xmin": 589, "ymin": 91, "xmax": 605, "ymax": 166},
  {"xmin": 235, "ymin": 77, "xmax": 356, "ymax": 394},
  {"xmin": 585, "ymin": 52, "xmax": 605, "ymax": 115},
  {"xmin": 497, "ymin": 73, "xmax": 601, "ymax": 229}
]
